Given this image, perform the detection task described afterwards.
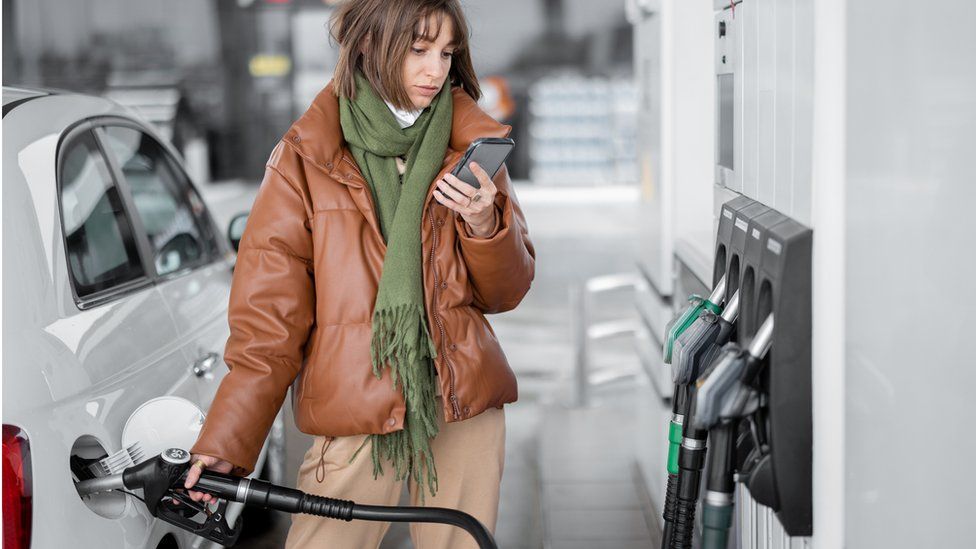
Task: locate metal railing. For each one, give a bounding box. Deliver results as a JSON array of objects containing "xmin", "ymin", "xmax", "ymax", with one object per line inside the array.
[{"xmin": 572, "ymin": 272, "xmax": 648, "ymax": 407}]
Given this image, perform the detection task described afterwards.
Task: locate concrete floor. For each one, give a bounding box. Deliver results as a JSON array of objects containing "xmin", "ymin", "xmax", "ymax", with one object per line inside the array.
[{"xmin": 202, "ymin": 181, "xmax": 659, "ymax": 548}]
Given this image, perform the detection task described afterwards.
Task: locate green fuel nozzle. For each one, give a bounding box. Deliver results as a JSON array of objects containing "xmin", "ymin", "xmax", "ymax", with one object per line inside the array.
[
  {"xmin": 660, "ymin": 279, "xmax": 729, "ymax": 548},
  {"xmin": 671, "ymin": 290, "xmax": 740, "ymax": 386},
  {"xmin": 663, "ymin": 277, "xmax": 727, "ymax": 364},
  {"xmin": 664, "ymin": 290, "xmax": 740, "ymax": 549},
  {"xmin": 664, "ymin": 290, "xmax": 739, "ymax": 480}
]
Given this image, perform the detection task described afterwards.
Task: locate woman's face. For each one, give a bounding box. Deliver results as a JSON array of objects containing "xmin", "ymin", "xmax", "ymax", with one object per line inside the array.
[{"xmin": 401, "ymin": 14, "xmax": 456, "ymax": 111}]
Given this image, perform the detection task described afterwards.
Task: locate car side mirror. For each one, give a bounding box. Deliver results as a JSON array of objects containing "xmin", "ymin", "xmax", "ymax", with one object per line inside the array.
[{"xmin": 227, "ymin": 212, "xmax": 249, "ymax": 252}]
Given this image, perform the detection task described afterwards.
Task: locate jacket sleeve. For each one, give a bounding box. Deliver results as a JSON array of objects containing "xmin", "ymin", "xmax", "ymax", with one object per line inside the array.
[
  {"xmin": 189, "ymin": 143, "xmax": 315, "ymax": 476},
  {"xmin": 453, "ymin": 164, "xmax": 536, "ymax": 314}
]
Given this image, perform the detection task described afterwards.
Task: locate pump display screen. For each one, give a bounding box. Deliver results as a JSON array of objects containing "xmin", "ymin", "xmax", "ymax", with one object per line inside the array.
[{"xmin": 718, "ymin": 74, "xmax": 734, "ymax": 169}]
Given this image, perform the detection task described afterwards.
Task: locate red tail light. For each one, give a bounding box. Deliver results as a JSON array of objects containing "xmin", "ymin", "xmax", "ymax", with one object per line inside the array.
[{"xmin": 3, "ymin": 425, "xmax": 32, "ymax": 549}]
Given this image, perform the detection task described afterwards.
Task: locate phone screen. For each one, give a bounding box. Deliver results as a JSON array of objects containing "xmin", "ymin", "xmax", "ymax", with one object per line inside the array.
[{"xmin": 450, "ymin": 138, "xmax": 515, "ymax": 189}]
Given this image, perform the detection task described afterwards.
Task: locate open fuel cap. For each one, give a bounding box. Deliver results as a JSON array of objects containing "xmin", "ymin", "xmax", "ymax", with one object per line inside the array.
[{"xmin": 122, "ymin": 396, "xmax": 206, "ymax": 465}]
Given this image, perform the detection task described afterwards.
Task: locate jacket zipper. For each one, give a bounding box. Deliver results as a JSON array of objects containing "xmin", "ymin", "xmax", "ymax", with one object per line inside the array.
[
  {"xmin": 429, "ymin": 205, "xmax": 462, "ymax": 420},
  {"xmin": 341, "ymin": 154, "xmax": 461, "ymax": 420}
]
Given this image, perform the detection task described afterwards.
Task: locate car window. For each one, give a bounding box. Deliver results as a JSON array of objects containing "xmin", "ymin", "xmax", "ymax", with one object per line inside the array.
[
  {"xmin": 98, "ymin": 126, "xmax": 217, "ymax": 276},
  {"xmin": 59, "ymin": 131, "xmax": 146, "ymax": 298}
]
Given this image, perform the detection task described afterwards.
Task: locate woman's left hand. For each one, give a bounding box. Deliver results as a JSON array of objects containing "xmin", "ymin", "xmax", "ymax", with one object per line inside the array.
[{"xmin": 434, "ymin": 162, "xmax": 498, "ymax": 238}]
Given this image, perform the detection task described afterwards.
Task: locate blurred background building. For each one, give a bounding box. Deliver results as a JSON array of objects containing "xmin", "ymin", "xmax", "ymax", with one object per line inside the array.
[{"xmin": 2, "ymin": 0, "xmax": 638, "ymax": 185}]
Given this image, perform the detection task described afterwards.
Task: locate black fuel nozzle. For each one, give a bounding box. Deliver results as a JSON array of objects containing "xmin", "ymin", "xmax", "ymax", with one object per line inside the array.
[
  {"xmin": 115, "ymin": 449, "xmax": 350, "ymax": 546},
  {"xmin": 691, "ymin": 314, "xmax": 775, "ymax": 549},
  {"xmin": 693, "ymin": 313, "xmax": 774, "ymax": 430},
  {"xmin": 119, "ymin": 448, "xmax": 243, "ymax": 546}
]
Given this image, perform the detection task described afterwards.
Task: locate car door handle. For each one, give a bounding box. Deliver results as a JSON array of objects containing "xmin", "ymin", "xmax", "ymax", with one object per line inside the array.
[{"xmin": 192, "ymin": 352, "xmax": 220, "ymax": 377}]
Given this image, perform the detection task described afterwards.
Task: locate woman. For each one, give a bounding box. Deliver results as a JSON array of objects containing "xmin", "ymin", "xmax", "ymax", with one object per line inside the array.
[{"xmin": 183, "ymin": 0, "xmax": 535, "ymax": 547}]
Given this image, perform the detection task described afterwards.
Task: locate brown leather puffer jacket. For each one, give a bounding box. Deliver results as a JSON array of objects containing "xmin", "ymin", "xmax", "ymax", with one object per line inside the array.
[{"xmin": 190, "ymin": 83, "xmax": 535, "ymax": 475}]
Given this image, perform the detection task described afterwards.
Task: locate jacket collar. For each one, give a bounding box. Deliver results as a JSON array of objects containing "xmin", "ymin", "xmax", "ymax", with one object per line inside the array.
[{"xmin": 284, "ymin": 81, "xmax": 512, "ymax": 177}]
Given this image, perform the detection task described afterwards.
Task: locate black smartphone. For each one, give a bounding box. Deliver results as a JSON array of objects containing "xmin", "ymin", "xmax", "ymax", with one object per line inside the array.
[{"xmin": 450, "ymin": 137, "xmax": 515, "ymax": 189}]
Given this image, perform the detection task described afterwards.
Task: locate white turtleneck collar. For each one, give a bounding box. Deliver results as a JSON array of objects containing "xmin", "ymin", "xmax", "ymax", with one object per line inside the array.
[{"xmin": 384, "ymin": 100, "xmax": 424, "ymax": 129}]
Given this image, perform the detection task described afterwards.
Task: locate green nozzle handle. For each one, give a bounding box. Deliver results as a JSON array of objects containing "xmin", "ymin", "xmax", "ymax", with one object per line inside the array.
[
  {"xmin": 701, "ymin": 502, "xmax": 734, "ymax": 549},
  {"xmin": 667, "ymin": 419, "xmax": 683, "ymax": 475},
  {"xmin": 664, "ymin": 278, "xmax": 727, "ymax": 364},
  {"xmin": 664, "ymin": 299, "xmax": 705, "ymax": 364}
]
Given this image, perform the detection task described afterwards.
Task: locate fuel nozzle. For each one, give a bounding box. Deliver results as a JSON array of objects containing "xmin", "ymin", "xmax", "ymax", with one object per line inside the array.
[
  {"xmin": 75, "ymin": 448, "xmax": 246, "ymax": 546},
  {"xmin": 665, "ymin": 291, "xmax": 740, "ymax": 549},
  {"xmin": 660, "ymin": 280, "xmax": 732, "ymax": 546},
  {"xmin": 691, "ymin": 314, "xmax": 774, "ymax": 549},
  {"xmin": 693, "ymin": 313, "xmax": 774, "ymax": 430},
  {"xmin": 671, "ymin": 290, "xmax": 740, "ymax": 386},
  {"xmin": 664, "ymin": 277, "xmax": 726, "ymax": 364},
  {"xmin": 137, "ymin": 449, "xmax": 243, "ymax": 545},
  {"xmin": 664, "ymin": 290, "xmax": 740, "ymax": 481}
]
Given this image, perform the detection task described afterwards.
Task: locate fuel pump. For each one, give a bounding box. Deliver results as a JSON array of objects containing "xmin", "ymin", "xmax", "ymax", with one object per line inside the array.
[
  {"xmin": 74, "ymin": 448, "xmax": 497, "ymax": 549},
  {"xmin": 661, "ymin": 290, "xmax": 740, "ymax": 549},
  {"xmin": 692, "ymin": 314, "xmax": 774, "ymax": 549}
]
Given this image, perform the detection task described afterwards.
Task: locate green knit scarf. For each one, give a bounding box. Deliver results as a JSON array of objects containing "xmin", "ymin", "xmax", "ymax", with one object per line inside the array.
[{"xmin": 339, "ymin": 71, "xmax": 452, "ymax": 502}]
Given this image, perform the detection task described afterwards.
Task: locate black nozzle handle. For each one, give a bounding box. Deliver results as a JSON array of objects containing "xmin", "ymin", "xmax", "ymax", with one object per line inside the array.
[
  {"xmin": 693, "ymin": 345, "xmax": 746, "ymax": 430},
  {"xmin": 179, "ymin": 469, "xmax": 246, "ymax": 501}
]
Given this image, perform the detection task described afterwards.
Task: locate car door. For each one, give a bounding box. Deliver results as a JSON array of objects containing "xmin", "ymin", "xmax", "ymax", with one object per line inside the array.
[
  {"xmin": 93, "ymin": 121, "xmax": 234, "ymax": 410},
  {"xmin": 7, "ymin": 95, "xmax": 210, "ymax": 549},
  {"xmin": 55, "ymin": 123, "xmax": 197, "ymax": 398},
  {"xmin": 55, "ymin": 122, "xmax": 202, "ymax": 440}
]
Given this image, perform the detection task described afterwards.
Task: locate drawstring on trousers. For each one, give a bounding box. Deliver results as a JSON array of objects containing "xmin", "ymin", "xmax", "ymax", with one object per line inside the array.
[{"xmin": 315, "ymin": 436, "xmax": 335, "ymax": 483}]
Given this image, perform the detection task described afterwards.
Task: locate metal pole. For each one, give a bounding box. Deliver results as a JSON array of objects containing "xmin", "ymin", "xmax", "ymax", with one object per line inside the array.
[{"xmin": 572, "ymin": 283, "xmax": 589, "ymax": 408}]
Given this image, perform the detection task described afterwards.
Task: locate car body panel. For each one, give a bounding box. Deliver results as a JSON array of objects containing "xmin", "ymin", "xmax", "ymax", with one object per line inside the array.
[
  {"xmin": 2, "ymin": 87, "xmax": 276, "ymax": 549},
  {"xmin": 157, "ymin": 263, "xmax": 234, "ymax": 406}
]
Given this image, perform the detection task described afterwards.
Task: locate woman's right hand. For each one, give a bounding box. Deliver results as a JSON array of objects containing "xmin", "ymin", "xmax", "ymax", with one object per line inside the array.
[{"xmin": 184, "ymin": 454, "xmax": 234, "ymax": 504}]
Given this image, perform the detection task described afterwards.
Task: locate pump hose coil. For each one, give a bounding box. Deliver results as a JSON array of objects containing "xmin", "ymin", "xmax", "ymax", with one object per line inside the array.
[
  {"xmin": 663, "ymin": 473, "xmax": 679, "ymax": 522},
  {"xmin": 298, "ymin": 494, "xmax": 356, "ymax": 520},
  {"xmin": 670, "ymin": 496, "xmax": 697, "ymax": 549},
  {"xmin": 661, "ymin": 473, "xmax": 680, "ymax": 547}
]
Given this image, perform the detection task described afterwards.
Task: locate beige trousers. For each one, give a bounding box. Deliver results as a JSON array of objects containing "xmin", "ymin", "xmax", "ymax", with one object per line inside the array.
[{"xmin": 284, "ymin": 395, "xmax": 506, "ymax": 549}]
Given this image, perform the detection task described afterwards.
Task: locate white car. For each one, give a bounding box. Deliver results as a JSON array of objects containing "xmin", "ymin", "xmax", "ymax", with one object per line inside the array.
[{"xmin": 2, "ymin": 86, "xmax": 282, "ymax": 549}]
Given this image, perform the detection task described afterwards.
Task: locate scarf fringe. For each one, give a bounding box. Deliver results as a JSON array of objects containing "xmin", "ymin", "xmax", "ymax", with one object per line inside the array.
[
  {"xmin": 359, "ymin": 303, "xmax": 441, "ymax": 502},
  {"xmin": 370, "ymin": 303, "xmax": 438, "ymax": 385}
]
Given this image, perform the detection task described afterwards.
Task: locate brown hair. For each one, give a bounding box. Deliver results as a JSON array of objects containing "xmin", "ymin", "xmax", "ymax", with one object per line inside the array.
[{"xmin": 329, "ymin": 0, "xmax": 481, "ymax": 110}]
